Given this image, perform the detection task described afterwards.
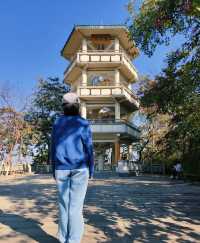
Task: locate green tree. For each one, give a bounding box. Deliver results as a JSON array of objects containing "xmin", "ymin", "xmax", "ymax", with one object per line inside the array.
[
  {"xmin": 28, "ymin": 77, "xmax": 69, "ymax": 165},
  {"xmin": 128, "ymin": 0, "xmax": 200, "ymax": 176}
]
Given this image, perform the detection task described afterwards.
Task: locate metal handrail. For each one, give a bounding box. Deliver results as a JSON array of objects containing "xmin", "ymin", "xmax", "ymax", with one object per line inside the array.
[
  {"xmin": 88, "ymin": 119, "xmax": 140, "ymax": 132},
  {"xmin": 79, "ymin": 49, "xmax": 115, "ymax": 53},
  {"xmin": 79, "ymin": 85, "xmax": 121, "ymax": 89},
  {"xmin": 78, "ymin": 51, "xmax": 122, "ymax": 55}
]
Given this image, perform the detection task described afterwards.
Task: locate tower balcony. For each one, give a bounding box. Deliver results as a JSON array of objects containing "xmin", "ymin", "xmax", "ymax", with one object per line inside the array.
[
  {"xmin": 78, "ymin": 85, "xmax": 140, "ymax": 110},
  {"xmin": 64, "ymin": 51, "xmax": 138, "ymax": 83},
  {"xmin": 89, "ymin": 119, "xmax": 140, "ymax": 142}
]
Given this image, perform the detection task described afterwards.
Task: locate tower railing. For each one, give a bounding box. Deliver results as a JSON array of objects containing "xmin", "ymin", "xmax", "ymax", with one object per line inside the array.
[
  {"xmin": 78, "ymin": 84, "xmax": 140, "ymax": 108},
  {"xmin": 88, "ymin": 118, "xmax": 140, "ymax": 132},
  {"xmin": 64, "ymin": 50, "xmax": 138, "ymax": 77}
]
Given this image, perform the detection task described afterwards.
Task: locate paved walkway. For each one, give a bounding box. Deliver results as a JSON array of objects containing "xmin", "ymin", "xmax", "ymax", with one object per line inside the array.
[{"xmin": 0, "ymin": 172, "xmax": 200, "ymax": 243}]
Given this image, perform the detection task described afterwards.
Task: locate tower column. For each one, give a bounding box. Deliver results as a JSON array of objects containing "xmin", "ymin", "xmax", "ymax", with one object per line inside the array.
[
  {"xmin": 114, "ymin": 69, "xmax": 120, "ymax": 86},
  {"xmin": 114, "ymin": 38, "xmax": 119, "ymax": 52},
  {"xmin": 81, "ymin": 102, "xmax": 87, "ymax": 118},
  {"xmin": 129, "ymin": 144, "xmax": 133, "ymax": 161},
  {"xmin": 114, "ymin": 136, "xmax": 120, "ymax": 165},
  {"xmin": 82, "ymin": 38, "xmax": 87, "ymax": 52},
  {"xmin": 82, "ymin": 69, "xmax": 87, "ymax": 86},
  {"xmin": 115, "ymin": 101, "xmax": 120, "ymax": 120},
  {"xmin": 128, "ymin": 83, "xmax": 132, "ymax": 90}
]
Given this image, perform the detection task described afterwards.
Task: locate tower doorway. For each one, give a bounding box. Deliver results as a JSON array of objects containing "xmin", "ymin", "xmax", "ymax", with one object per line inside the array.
[{"xmin": 94, "ymin": 142, "xmax": 114, "ymax": 171}]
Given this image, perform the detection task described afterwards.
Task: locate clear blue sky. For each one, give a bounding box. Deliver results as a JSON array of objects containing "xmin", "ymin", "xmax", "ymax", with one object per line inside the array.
[{"xmin": 0, "ymin": 0, "xmax": 181, "ymax": 108}]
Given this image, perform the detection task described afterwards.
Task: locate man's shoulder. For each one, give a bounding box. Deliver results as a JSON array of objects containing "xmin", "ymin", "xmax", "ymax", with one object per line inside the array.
[
  {"xmin": 76, "ymin": 116, "xmax": 90, "ymax": 126},
  {"xmin": 53, "ymin": 115, "xmax": 64, "ymax": 125}
]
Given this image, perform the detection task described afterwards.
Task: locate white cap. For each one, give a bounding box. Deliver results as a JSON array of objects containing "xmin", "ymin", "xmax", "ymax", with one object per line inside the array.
[{"xmin": 62, "ymin": 92, "xmax": 80, "ymax": 104}]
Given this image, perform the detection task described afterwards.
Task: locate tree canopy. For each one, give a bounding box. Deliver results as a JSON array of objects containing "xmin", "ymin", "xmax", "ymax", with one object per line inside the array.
[
  {"xmin": 27, "ymin": 77, "xmax": 69, "ymax": 165},
  {"xmin": 128, "ymin": 0, "xmax": 200, "ymax": 175}
]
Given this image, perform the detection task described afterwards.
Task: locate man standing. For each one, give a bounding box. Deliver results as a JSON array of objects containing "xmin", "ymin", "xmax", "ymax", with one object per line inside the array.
[
  {"xmin": 175, "ymin": 162, "xmax": 183, "ymax": 179},
  {"xmin": 51, "ymin": 92, "xmax": 94, "ymax": 243}
]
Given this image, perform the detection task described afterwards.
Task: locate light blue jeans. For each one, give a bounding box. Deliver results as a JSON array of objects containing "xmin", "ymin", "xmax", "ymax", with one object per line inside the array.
[{"xmin": 55, "ymin": 168, "xmax": 89, "ymax": 243}]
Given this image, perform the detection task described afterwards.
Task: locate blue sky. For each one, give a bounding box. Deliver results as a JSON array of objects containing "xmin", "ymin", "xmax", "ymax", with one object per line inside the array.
[{"xmin": 0, "ymin": 0, "xmax": 181, "ymax": 109}]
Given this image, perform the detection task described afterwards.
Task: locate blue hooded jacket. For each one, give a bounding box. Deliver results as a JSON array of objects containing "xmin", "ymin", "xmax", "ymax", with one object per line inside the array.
[{"xmin": 51, "ymin": 115, "xmax": 94, "ymax": 177}]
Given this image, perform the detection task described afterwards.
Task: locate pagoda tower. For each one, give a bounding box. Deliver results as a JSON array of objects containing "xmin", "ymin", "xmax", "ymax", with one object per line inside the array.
[{"xmin": 61, "ymin": 25, "xmax": 140, "ymax": 170}]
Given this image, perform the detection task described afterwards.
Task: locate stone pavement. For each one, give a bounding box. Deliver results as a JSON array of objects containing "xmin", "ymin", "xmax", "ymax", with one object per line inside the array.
[{"xmin": 0, "ymin": 172, "xmax": 200, "ymax": 243}]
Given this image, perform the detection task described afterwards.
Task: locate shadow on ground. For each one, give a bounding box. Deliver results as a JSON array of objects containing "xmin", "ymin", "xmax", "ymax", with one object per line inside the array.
[
  {"xmin": 0, "ymin": 210, "xmax": 59, "ymax": 243},
  {"xmin": 84, "ymin": 173, "xmax": 200, "ymax": 242},
  {"xmin": 0, "ymin": 172, "xmax": 200, "ymax": 242}
]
